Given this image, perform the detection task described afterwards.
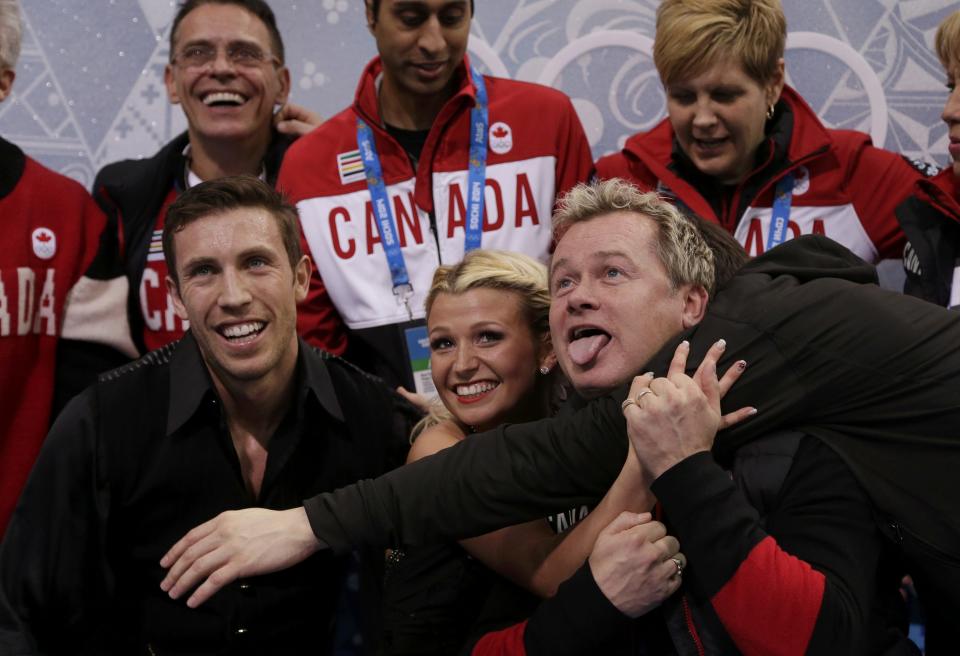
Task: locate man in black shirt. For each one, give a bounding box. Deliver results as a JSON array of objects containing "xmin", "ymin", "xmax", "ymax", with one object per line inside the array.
[{"xmin": 0, "ymin": 177, "xmax": 411, "ymax": 654}]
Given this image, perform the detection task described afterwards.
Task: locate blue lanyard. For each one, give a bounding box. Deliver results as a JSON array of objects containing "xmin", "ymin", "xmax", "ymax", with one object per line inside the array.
[
  {"xmin": 764, "ymin": 173, "xmax": 795, "ymax": 251},
  {"xmin": 464, "ymin": 69, "xmax": 488, "ymax": 252},
  {"xmin": 356, "ymin": 67, "xmax": 489, "ymax": 317}
]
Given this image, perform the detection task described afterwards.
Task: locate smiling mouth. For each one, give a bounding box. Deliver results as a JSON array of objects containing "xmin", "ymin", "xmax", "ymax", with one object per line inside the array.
[
  {"xmin": 568, "ymin": 327, "xmax": 611, "ymax": 366},
  {"xmin": 455, "ymin": 381, "xmax": 499, "ymax": 401},
  {"xmin": 694, "ymin": 137, "xmax": 728, "ymax": 149},
  {"xmin": 202, "ymin": 91, "xmax": 247, "ymax": 107},
  {"xmin": 218, "ymin": 321, "xmax": 265, "ymax": 343}
]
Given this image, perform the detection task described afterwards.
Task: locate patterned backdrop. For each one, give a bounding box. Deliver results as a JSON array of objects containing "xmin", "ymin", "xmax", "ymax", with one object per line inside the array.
[{"xmin": 2, "ymin": 0, "xmax": 958, "ymax": 188}]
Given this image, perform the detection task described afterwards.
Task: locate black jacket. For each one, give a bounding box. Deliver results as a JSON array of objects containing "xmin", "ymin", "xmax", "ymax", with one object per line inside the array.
[{"xmin": 303, "ymin": 236, "xmax": 960, "ymax": 653}]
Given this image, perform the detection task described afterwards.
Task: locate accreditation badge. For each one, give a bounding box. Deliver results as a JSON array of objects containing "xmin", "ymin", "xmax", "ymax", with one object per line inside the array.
[{"xmin": 404, "ymin": 323, "xmax": 438, "ymax": 400}]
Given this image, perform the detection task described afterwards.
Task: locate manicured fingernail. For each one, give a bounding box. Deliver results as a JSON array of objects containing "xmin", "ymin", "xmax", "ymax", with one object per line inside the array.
[
  {"xmin": 716, "ymin": 339, "xmax": 726, "ymax": 350},
  {"xmin": 748, "ymin": 407, "xmax": 758, "ymax": 415},
  {"xmin": 680, "ymin": 340, "xmax": 690, "ymax": 348},
  {"xmin": 737, "ymin": 360, "xmax": 746, "ymax": 370},
  {"xmin": 644, "ymin": 371, "xmax": 655, "ymax": 378}
]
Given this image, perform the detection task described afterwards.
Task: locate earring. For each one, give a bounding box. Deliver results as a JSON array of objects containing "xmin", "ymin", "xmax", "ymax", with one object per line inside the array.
[
  {"xmin": 766, "ymin": 104, "xmax": 776, "ymax": 121},
  {"xmin": 539, "ymin": 365, "xmax": 551, "ymax": 375}
]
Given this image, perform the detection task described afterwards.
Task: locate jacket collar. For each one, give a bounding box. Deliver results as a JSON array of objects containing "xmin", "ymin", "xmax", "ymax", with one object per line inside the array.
[
  {"xmin": 0, "ymin": 135, "xmax": 26, "ymax": 199},
  {"xmin": 352, "ymin": 54, "xmax": 477, "ymax": 128},
  {"xmin": 915, "ymin": 167, "xmax": 960, "ymax": 223},
  {"xmin": 166, "ymin": 332, "xmax": 345, "ymax": 436}
]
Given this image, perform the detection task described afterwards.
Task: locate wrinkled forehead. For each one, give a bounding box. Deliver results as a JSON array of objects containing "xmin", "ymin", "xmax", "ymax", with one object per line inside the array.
[
  {"xmin": 172, "ymin": 4, "xmax": 273, "ymax": 50},
  {"xmin": 550, "ymin": 212, "xmax": 659, "ymax": 276}
]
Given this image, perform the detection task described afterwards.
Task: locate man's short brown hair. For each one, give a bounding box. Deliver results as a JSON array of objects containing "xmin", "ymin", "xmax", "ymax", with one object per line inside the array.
[{"xmin": 163, "ymin": 175, "xmax": 302, "ymax": 287}]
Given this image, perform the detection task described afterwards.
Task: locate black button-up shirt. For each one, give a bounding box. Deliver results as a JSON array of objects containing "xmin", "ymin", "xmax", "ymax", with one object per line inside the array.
[{"xmin": 0, "ymin": 333, "xmax": 412, "ymax": 655}]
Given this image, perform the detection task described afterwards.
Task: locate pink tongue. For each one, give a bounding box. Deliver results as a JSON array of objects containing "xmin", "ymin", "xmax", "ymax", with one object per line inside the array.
[{"xmin": 568, "ymin": 334, "xmax": 610, "ymax": 366}]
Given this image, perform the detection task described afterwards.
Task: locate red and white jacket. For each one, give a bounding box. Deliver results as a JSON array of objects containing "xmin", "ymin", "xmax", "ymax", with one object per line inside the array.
[
  {"xmin": 0, "ymin": 137, "xmax": 107, "ymax": 535},
  {"xmin": 279, "ymin": 56, "xmax": 594, "ymax": 388},
  {"xmin": 597, "ymin": 85, "xmax": 921, "ymax": 263}
]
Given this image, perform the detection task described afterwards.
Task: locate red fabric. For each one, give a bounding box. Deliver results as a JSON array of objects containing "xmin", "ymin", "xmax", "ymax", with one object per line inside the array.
[
  {"xmin": 0, "ymin": 156, "xmax": 106, "ymax": 535},
  {"xmin": 711, "ymin": 536, "xmax": 825, "ymax": 656},
  {"xmin": 471, "ymin": 620, "xmax": 529, "ymax": 656},
  {"xmin": 596, "ymin": 85, "xmax": 919, "ymax": 263},
  {"xmin": 138, "ymin": 189, "xmax": 186, "ymax": 351}
]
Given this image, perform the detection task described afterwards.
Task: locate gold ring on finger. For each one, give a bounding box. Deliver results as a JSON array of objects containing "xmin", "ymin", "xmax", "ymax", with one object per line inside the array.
[{"xmin": 671, "ymin": 557, "xmax": 683, "ymax": 578}]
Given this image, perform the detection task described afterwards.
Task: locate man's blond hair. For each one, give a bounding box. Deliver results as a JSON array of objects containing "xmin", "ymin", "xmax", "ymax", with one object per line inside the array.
[
  {"xmin": 553, "ymin": 179, "xmax": 716, "ymax": 295},
  {"xmin": 653, "ymin": 0, "xmax": 786, "ymax": 86}
]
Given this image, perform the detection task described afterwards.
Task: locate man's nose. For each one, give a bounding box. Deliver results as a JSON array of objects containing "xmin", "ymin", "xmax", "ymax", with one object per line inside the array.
[
  {"xmin": 218, "ymin": 270, "xmax": 252, "ymax": 308},
  {"xmin": 417, "ymin": 16, "xmax": 446, "ymax": 54}
]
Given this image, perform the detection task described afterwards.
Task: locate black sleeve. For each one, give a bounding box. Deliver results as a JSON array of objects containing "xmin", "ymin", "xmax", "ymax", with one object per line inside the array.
[
  {"xmin": 304, "ymin": 397, "xmax": 629, "ymax": 552},
  {"xmin": 0, "ymin": 390, "xmax": 114, "ymax": 653},
  {"xmin": 522, "ymin": 562, "xmax": 631, "ymax": 656},
  {"xmin": 652, "ymin": 436, "xmax": 888, "ymax": 655}
]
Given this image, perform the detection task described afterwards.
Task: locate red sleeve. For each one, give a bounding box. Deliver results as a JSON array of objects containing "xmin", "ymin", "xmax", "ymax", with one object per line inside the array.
[
  {"xmin": 553, "ymin": 96, "xmax": 596, "ymax": 206},
  {"xmin": 295, "ymin": 226, "xmax": 348, "ymax": 355},
  {"xmin": 471, "ymin": 621, "xmax": 528, "ymax": 656},
  {"xmin": 842, "ymin": 138, "xmax": 921, "ymax": 259}
]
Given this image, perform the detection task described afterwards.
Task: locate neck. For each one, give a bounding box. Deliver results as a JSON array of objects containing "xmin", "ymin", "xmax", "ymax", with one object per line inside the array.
[
  {"xmin": 210, "ymin": 340, "xmax": 298, "ymax": 443},
  {"xmin": 378, "ymin": 74, "xmax": 456, "ymax": 131},
  {"xmin": 187, "ymin": 128, "xmax": 272, "ymax": 181}
]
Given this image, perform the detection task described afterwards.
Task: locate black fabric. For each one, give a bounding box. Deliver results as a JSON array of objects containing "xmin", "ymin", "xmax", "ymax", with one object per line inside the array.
[
  {"xmin": 522, "ymin": 562, "xmax": 634, "ymax": 656},
  {"xmin": 0, "ymin": 334, "xmax": 413, "ymax": 655},
  {"xmin": 384, "ymin": 123, "xmax": 431, "ymax": 171},
  {"xmin": 0, "ymin": 136, "xmax": 25, "ymax": 199},
  {"xmin": 896, "ymin": 173, "xmax": 960, "ymax": 307},
  {"xmin": 380, "ymin": 544, "xmax": 494, "ymax": 656}
]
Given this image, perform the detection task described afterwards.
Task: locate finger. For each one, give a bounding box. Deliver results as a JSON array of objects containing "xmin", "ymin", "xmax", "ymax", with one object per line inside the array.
[
  {"xmin": 186, "ymin": 563, "xmax": 241, "ymax": 608},
  {"xmin": 691, "ymin": 340, "xmax": 723, "ymax": 408},
  {"xmin": 601, "ymin": 510, "xmax": 654, "ymax": 537},
  {"xmin": 630, "ymin": 519, "xmax": 667, "ymax": 543},
  {"xmin": 693, "ymin": 338, "xmax": 725, "ymax": 383},
  {"xmin": 627, "ymin": 372, "xmax": 654, "ymax": 398},
  {"xmin": 160, "ymin": 518, "xmax": 217, "ymax": 569},
  {"xmin": 667, "ymin": 340, "xmax": 690, "ymax": 378},
  {"xmin": 652, "ymin": 535, "xmax": 680, "ymax": 559},
  {"xmin": 720, "ymin": 405, "xmax": 758, "ymax": 429},
  {"xmin": 166, "ymin": 545, "xmax": 232, "ymax": 600},
  {"xmin": 717, "ymin": 359, "xmax": 747, "ymax": 399},
  {"xmin": 160, "ymin": 531, "xmax": 222, "ymax": 593},
  {"xmin": 275, "ymin": 119, "xmax": 314, "ymax": 136}
]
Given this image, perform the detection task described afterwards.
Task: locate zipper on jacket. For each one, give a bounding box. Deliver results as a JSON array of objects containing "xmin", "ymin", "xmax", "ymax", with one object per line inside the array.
[{"xmin": 682, "ymin": 594, "xmax": 706, "ymax": 656}]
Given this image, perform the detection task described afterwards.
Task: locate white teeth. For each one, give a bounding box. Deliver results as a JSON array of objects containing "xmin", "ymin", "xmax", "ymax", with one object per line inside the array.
[
  {"xmin": 203, "ymin": 91, "xmax": 244, "ymax": 106},
  {"xmin": 455, "ymin": 381, "xmax": 499, "ymax": 397},
  {"xmin": 222, "ymin": 322, "xmax": 264, "ymax": 338}
]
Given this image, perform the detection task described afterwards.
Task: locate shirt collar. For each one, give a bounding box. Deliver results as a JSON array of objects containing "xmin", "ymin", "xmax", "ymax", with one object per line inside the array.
[
  {"xmin": 0, "ymin": 136, "xmax": 26, "ymax": 199},
  {"xmin": 167, "ymin": 333, "xmax": 345, "ymax": 436}
]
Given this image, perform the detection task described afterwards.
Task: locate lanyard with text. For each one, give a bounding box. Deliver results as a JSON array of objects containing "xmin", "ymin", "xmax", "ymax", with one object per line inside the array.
[
  {"xmin": 764, "ymin": 172, "xmax": 795, "ymax": 252},
  {"xmin": 356, "ymin": 67, "xmax": 489, "ymax": 318}
]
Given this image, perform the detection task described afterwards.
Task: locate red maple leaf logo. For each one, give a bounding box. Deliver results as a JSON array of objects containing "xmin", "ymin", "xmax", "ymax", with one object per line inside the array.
[
  {"xmin": 37, "ymin": 231, "xmax": 52, "ymax": 243},
  {"xmin": 492, "ymin": 126, "xmax": 508, "ymax": 139}
]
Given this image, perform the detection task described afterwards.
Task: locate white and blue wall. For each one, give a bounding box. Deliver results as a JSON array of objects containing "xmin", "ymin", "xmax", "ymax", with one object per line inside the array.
[{"xmin": 1, "ymin": 0, "xmax": 957, "ymax": 186}]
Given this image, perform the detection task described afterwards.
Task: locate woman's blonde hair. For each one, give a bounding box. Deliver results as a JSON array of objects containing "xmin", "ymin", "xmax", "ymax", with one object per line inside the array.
[
  {"xmin": 936, "ymin": 10, "xmax": 960, "ymax": 73},
  {"xmin": 413, "ymin": 249, "xmax": 552, "ymax": 439},
  {"xmin": 653, "ymin": 0, "xmax": 786, "ymax": 86}
]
